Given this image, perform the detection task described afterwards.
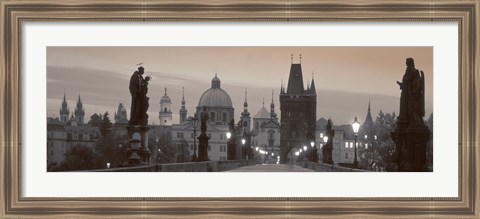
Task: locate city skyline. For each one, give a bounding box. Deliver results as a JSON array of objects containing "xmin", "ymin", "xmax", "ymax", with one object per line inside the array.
[{"xmin": 47, "ymin": 47, "xmax": 433, "ymax": 125}]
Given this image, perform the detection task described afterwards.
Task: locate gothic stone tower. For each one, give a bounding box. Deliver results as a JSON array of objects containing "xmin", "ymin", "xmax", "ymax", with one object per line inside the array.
[{"xmin": 279, "ymin": 56, "xmax": 317, "ymax": 164}]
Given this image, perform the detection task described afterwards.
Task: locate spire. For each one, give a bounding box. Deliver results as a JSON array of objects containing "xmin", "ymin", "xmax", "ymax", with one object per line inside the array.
[
  {"xmin": 365, "ymin": 99, "xmax": 374, "ymax": 124},
  {"xmin": 179, "ymin": 87, "xmax": 187, "ymax": 123},
  {"xmin": 164, "ymin": 87, "xmax": 167, "ymax": 95},
  {"xmin": 241, "ymin": 88, "xmax": 250, "ymax": 117},
  {"xmin": 60, "ymin": 91, "xmax": 70, "ymax": 122},
  {"xmin": 310, "ymin": 72, "xmax": 316, "ymax": 93},
  {"xmin": 270, "ymin": 89, "xmax": 277, "ymax": 120},
  {"xmin": 181, "ymin": 87, "xmax": 185, "ymax": 104},
  {"xmin": 76, "ymin": 93, "xmax": 83, "ymax": 108},
  {"xmin": 243, "ymin": 88, "xmax": 248, "ymax": 108},
  {"xmin": 74, "ymin": 92, "xmax": 85, "ymax": 124}
]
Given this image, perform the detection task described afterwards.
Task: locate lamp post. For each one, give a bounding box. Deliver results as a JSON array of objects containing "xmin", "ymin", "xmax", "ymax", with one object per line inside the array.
[
  {"xmin": 322, "ymin": 135, "xmax": 328, "ymax": 163},
  {"xmin": 241, "ymin": 137, "xmax": 246, "ymax": 160},
  {"xmin": 352, "ymin": 116, "xmax": 360, "ymax": 168},
  {"xmin": 310, "ymin": 141, "xmax": 317, "ymax": 162},
  {"xmin": 155, "ymin": 137, "xmax": 159, "ymax": 164},
  {"xmin": 191, "ymin": 113, "xmax": 199, "ymax": 162}
]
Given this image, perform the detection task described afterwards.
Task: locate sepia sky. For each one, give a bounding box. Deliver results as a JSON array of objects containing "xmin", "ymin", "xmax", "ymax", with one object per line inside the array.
[{"xmin": 47, "ymin": 47, "xmax": 433, "ymax": 125}]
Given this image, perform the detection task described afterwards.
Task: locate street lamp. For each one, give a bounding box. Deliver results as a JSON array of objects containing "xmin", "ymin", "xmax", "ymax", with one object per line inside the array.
[
  {"xmin": 352, "ymin": 116, "xmax": 360, "ymax": 168},
  {"xmin": 303, "ymin": 145, "xmax": 307, "ymax": 151},
  {"xmin": 191, "ymin": 113, "xmax": 199, "ymax": 162},
  {"xmin": 155, "ymin": 137, "xmax": 159, "ymax": 164},
  {"xmin": 226, "ymin": 132, "xmax": 231, "ymax": 139},
  {"xmin": 323, "ymin": 136, "xmax": 328, "ymax": 144}
]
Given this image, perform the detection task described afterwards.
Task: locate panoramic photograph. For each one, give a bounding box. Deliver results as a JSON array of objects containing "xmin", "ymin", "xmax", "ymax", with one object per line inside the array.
[{"xmin": 46, "ymin": 47, "xmax": 433, "ymax": 172}]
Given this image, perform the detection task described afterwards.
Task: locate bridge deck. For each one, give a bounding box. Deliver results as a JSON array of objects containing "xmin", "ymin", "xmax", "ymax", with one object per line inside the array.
[{"xmin": 227, "ymin": 164, "xmax": 314, "ymax": 172}]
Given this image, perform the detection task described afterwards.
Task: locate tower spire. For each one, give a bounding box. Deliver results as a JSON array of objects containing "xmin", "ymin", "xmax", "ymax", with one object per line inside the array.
[
  {"xmin": 179, "ymin": 87, "xmax": 187, "ymax": 123},
  {"xmin": 310, "ymin": 72, "xmax": 316, "ymax": 93},
  {"xmin": 241, "ymin": 88, "xmax": 250, "ymax": 118},
  {"xmin": 364, "ymin": 98, "xmax": 374, "ymax": 124},
  {"xmin": 164, "ymin": 87, "xmax": 167, "ymax": 95}
]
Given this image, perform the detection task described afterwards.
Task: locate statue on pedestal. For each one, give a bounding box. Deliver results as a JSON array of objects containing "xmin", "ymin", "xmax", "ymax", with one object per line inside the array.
[
  {"xmin": 322, "ymin": 119, "xmax": 334, "ymax": 165},
  {"xmin": 392, "ymin": 57, "xmax": 430, "ymax": 171},
  {"xmin": 126, "ymin": 66, "xmax": 151, "ymax": 166}
]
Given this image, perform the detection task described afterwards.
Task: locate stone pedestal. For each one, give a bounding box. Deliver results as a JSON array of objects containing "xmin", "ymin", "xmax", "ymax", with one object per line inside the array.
[
  {"xmin": 227, "ymin": 141, "xmax": 236, "ymax": 161},
  {"xmin": 197, "ymin": 133, "xmax": 209, "ymax": 162},
  {"xmin": 392, "ymin": 125, "xmax": 430, "ymax": 172},
  {"xmin": 126, "ymin": 126, "xmax": 151, "ymax": 166},
  {"xmin": 312, "ymin": 146, "xmax": 318, "ymax": 163},
  {"xmin": 322, "ymin": 143, "xmax": 334, "ymax": 165}
]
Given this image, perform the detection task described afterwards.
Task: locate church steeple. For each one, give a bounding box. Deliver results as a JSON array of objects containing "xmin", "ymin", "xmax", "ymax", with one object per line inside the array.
[
  {"xmin": 179, "ymin": 87, "xmax": 188, "ymax": 123},
  {"xmin": 270, "ymin": 89, "xmax": 278, "ymax": 121},
  {"xmin": 74, "ymin": 93, "xmax": 85, "ymax": 125},
  {"xmin": 241, "ymin": 88, "xmax": 250, "ymax": 117},
  {"xmin": 240, "ymin": 88, "xmax": 251, "ymax": 131},
  {"xmin": 365, "ymin": 99, "xmax": 374, "ymax": 124},
  {"xmin": 159, "ymin": 87, "xmax": 173, "ymax": 126},
  {"xmin": 59, "ymin": 92, "xmax": 70, "ymax": 123}
]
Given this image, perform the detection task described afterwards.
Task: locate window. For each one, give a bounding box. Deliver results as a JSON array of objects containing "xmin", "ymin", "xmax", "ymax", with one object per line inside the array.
[
  {"xmin": 345, "ymin": 153, "xmax": 348, "ymax": 159},
  {"xmin": 210, "ymin": 112, "xmax": 215, "ymax": 121},
  {"xmin": 208, "ymin": 145, "xmax": 211, "ymax": 151},
  {"xmin": 365, "ymin": 143, "xmax": 368, "ymax": 149},
  {"xmin": 243, "ymin": 121, "xmax": 248, "ymax": 127},
  {"xmin": 51, "ymin": 150, "xmax": 53, "ymax": 156},
  {"xmin": 320, "ymin": 133, "xmax": 324, "ymax": 138},
  {"xmin": 220, "ymin": 134, "xmax": 224, "ymax": 140},
  {"xmin": 350, "ymin": 142, "xmax": 353, "ymax": 148},
  {"xmin": 345, "ymin": 142, "xmax": 349, "ymax": 148},
  {"xmin": 223, "ymin": 112, "xmax": 227, "ymax": 122},
  {"xmin": 164, "ymin": 107, "xmax": 167, "ymax": 112},
  {"xmin": 177, "ymin": 132, "xmax": 184, "ymax": 138}
]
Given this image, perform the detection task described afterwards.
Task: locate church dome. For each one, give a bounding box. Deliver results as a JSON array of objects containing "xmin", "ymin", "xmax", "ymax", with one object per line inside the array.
[{"xmin": 197, "ymin": 74, "xmax": 233, "ymax": 108}]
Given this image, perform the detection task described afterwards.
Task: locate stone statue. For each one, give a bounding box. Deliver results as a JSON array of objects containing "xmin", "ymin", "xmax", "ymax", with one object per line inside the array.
[
  {"xmin": 200, "ymin": 106, "xmax": 209, "ymax": 133},
  {"xmin": 322, "ymin": 119, "xmax": 335, "ymax": 164},
  {"xmin": 410, "ymin": 70, "xmax": 425, "ymax": 126},
  {"xmin": 396, "ymin": 58, "xmax": 425, "ymax": 128},
  {"xmin": 129, "ymin": 66, "xmax": 150, "ymax": 126},
  {"xmin": 392, "ymin": 57, "xmax": 430, "ymax": 171}
]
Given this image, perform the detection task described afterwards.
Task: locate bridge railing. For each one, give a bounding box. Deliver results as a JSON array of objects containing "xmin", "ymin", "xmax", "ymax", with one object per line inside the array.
[
  {"xmin": 88, "ymin": 160, "xmax": 254, "ymax": 172},
  {"xmin": 298, "ymin": 162, "xmax": 368, "ymax": 172}
]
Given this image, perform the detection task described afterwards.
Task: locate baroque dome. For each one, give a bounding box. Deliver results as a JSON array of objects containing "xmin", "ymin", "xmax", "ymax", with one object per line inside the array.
[{"xmin": 197, "ymin": 74, "xmax": 233, "ymax": 108}]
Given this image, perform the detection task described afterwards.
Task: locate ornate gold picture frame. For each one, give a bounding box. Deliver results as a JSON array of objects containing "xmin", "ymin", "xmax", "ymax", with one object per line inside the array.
[{"xmin": 1, "ymin": 0, "xmax": 478, "ymax": 218}]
